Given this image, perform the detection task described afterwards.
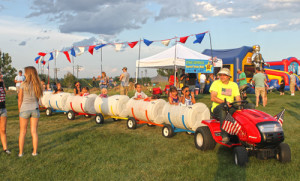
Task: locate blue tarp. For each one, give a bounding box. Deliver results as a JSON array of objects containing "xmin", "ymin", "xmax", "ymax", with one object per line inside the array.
[
  {"xmin": 202, "ymin": 46, "xmax": 253, "ymax": 81},
  {"xmin": 202, "ymin": 46, "xmax": 253, "ymax": 65}
]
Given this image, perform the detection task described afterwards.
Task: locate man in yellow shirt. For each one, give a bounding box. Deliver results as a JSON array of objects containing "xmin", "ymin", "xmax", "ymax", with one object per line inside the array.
[{"xmin": 210, "ymin": 68, "xmax": 254, "ymax": 143}]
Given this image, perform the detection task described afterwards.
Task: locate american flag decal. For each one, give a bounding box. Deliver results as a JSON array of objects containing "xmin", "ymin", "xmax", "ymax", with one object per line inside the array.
[
  {"xmin": 221, "ymin": 113, "xmax": 241, "ymax": 135},
  {"xmin": 274, "ymin": 109, "xmax": 285, "ymax": 126}
]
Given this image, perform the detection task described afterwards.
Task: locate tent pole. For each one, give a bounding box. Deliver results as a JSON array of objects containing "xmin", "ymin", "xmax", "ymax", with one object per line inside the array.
[
  {"xmin": 101, "ymin": 48, "xmax": 103, "ymax": 74},
  {"xmin": 137, "ymin": 38, "xmax": 141, "ymax": 83},
  {"xmin": 38, "ymin": 59, "xmax": 40, "ymax": 75},
  {"xmin": 209, "ymin": 32, "xmax": 213, "ymax": 59},
  {"xmin": 174, "ymin": 37, "xmax": 177, "ymax": 87},
  {"xmin": 72, "ymin": 55, "xmax": 75, "ymax": 76},
  {"xmin": 54, "ymin": 51, "xmax": 57, "ymax": 82},
  {"xmin": 48, "ymin": 60, "xmax": 50, "ymax": 84}
]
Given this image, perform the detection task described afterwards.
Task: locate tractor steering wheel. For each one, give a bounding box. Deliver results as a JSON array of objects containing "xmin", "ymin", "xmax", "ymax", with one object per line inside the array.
[{"xmin": 229, "ymin": 100, "xmax": 249, "ymax": 110}]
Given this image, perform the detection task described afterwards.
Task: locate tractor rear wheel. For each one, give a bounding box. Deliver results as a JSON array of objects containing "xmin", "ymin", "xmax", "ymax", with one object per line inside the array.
[{"xmin": 194, "ymin": 127, "xmax": 216, "ymax": 150}]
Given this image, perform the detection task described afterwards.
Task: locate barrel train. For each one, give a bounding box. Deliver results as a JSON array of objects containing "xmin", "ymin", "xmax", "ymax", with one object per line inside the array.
[{"xmin": 39, "ymin": 91, "xmax": 291, "ymax": 166}]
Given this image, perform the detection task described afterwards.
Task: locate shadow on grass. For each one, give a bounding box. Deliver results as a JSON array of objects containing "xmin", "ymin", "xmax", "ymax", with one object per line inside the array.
[
  {"xmin": 285, "ymin": 102, "xmax": 300, "ymax": 120},
  {"xmin": 40, "ymin": 121, "xmax": 91, "ymax": 137},
  {"xmin": 39, "ymin": 128, "xmax": 91, "ymax": 152},
  {"xmin": 215, "ymin": 146, "xmax": 246, "ymax": 181}
]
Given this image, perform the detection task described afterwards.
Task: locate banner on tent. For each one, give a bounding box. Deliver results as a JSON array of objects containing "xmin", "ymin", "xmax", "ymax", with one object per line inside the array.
[{"xmin": 185, "ymin": 59, "xmax": 214, "ymax": 73}]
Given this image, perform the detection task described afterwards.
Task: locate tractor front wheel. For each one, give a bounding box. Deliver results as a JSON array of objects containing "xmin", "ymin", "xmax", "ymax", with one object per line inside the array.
[
  {"xmin": 277, "ymin": 143, "xmax": 291, "ymax": 163},
  {"xmin": 234, "ymin": 146, "xmax": 248, "ymax": 167}
]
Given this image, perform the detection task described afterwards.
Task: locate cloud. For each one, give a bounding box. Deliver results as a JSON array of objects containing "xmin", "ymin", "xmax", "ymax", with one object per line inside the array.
[
  {"xmin": 0, "ymin": 4, "xmax": 4, "ymax": 12},
  {"xmin": 250, "ymin": 15, "xmax": 262, "ymax": 20},
  {"xmin": 28, "ymin": 0, "xmax": 152, "ymax": 35},
  {"xmin": 26, "ymin": 0, "xmax": 300, "ymax": 34},
  {"xmin": 253, "ymin": 24, "xmax": 278, "ymax": 32},
  {"xmin": 19, "ymin": 41, "xmax": 27, "ymax": 46},
  {"xmin": 36, "ymin": 36, "xmax": 50, "ymax": 40},
  {"xmin": 253, "ymin": 18, "xmax": 300, "ymax": 32}
]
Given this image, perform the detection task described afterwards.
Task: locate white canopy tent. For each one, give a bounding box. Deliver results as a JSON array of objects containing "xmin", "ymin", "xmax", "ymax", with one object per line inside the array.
[
  {"xmin": 136, "ymin": 44, "xmax": 211, "ymax": 68},
  {"xmin": 135, "ymin": 44, "xmax": 212, "ymax": 83}
]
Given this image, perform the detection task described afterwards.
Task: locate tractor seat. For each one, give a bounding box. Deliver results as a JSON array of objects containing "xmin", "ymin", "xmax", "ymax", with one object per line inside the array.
[{"xmin": 210, "ymin": 106, "xmax": 218, "ymax": 120}]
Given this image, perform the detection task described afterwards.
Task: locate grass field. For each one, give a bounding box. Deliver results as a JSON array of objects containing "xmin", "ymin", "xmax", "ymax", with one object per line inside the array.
[{"xmin": 0, "ymin": 90, "xmax": 299, "ymax": 180}]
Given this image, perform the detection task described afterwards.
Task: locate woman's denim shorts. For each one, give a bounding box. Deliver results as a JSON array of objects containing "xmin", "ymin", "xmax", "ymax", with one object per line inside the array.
[
  {"xmin": 0, "ymin": 108, "xmax": 7, "ymax": 117},
  {"xmin": 19, "ymin": 109, "xmax": 40, "ymax": 119}
]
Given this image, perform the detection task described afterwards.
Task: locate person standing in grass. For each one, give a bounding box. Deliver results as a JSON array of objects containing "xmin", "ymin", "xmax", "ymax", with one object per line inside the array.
[
  {"xmin": 237, "ymin": 69, "xmax": 248, "ymax": 99},
  {"xmin": 119, "ymin": 67, "xmax": 130, "ymax": 95},
  {"xmin": 0, "ymin": 72, "xmax": 10, "ymax": 154},
  {"xmin": 199, "ymin": 73, "xmax": 206, "ymax": 94},
  {"xmin": 252, "ymin": 68, "xmax": 267, "ymax": 107},
  {"xmin": 289, "ymin": 71, "xmax": 296, "ymax": 96},
  {"xmin": 99, "ymin": 72, "xmax": 109, "ymax": 89},
  {"xmin": 15, "ymin": 70, "xmax": 25, "ymax": 93},
  {"xmin": 279, "ymin": 76, "xmax": 285, "ymax": 95},
  {"xmin": 18, "ymin": 66, "xmax": 43, "ymax": 157}
]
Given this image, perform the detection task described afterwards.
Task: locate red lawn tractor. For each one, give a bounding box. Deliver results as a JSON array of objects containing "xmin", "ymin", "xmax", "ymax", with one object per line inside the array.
[{"xmin": 194, "ymin": 100, "xmax": 291, "ymax": 166}]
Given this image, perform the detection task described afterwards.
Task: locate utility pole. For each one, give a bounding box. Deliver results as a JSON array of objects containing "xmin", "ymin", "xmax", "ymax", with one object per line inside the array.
[
  {"xmin": 75, "ymin": 65, "xmax": 83, "ymax": 79},
  {"xmin": 72, "ymin": 56, "xmax": 75, "ymax": 76},
  {"xmin": 54, "ymin": 68, "xmax": 60, "ymax": 81}
]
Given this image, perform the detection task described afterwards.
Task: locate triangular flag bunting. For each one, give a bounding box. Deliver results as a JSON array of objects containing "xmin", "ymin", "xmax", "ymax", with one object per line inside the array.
[
  {"xmin": 95, "ymin": 44, "xmax": 106, "ymax": 50},
  {"xmin": 63, "ymin": 51, "xmax": 71, "ymax": 63},
  {"xmin": 88, "ymin": 45, "xmax": 96, "ymax": 55},
  {"xmin": 193, "ymin": 33, "xmax": 206, "ymax": 44},
  {"xmin": 77, "ymin": 47, "xmax": 85, "ymax": 56},
  {"xmin": 115, "ymin": 43, "xmax": 123, "ymax": 52},
  {"xmin": 49, "ymin": 52, "xmax": 54, "ymax": 61},
  {"xmin": 38, "ymin": 52, "xmax": 46, "ymax": 56},
  {"xmin": 35, "ymin": 56, "xmax": 41, "ymax": 64},
  {"xmin": 55, "ymin": 50, "xmax": 59, "ymax": 59},
  {"xmin": 128, "ymin": 41, "xmax": 138, "ymax": 48},
  {"xmin": 71, "ymin": 47, "xmax": 76, "ymax": 57},
  {"xmin": 161, "ymin": 39, "xmax": 171, "ymax": 46},
  {"xmin": 143, "ymin": 39, "xmax": 153, "ymax": 46},
  {"xmin": 179, "ymin": 36, "xmax": 189, "ymax": 44}
]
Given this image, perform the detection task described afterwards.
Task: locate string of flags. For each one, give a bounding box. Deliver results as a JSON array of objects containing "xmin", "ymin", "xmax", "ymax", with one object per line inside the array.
[{"xmin": 35, "ymin": 31, "xmax": 208, "ymax": 64}]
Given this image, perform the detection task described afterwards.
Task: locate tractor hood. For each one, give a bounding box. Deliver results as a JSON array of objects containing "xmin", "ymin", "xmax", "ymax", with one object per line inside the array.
[
  {"xmin": 234, "ymin": 109, "xmax": 277, "ymax": 124},
  {"xmin": 232, "ymin": 109, "xmax": 280, "ymax": 145}
]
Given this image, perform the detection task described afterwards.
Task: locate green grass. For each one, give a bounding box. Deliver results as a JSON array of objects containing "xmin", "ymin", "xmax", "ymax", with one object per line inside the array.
[{"xmin": 1, "ymin": 91, "xmax": 300, "ymax": 180}]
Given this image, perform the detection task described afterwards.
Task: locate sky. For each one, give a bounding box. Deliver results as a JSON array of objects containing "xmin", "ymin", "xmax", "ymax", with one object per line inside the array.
[{"xmin": 0, "ymin": 0, "xmax": 300, "ymax": 79}]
